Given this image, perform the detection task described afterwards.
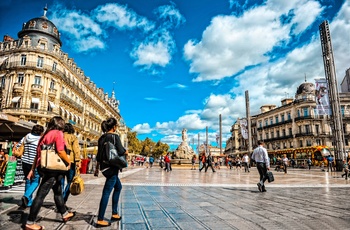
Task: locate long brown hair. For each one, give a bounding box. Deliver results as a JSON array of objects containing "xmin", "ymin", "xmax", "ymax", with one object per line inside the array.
[{"xmin": 39, "ymin": 116, "xmax": 65, "ymax": 143}]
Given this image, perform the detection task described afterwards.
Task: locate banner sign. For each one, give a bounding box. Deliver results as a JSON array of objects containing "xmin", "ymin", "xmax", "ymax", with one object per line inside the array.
[
  {"xmin": 3, "ymin": 145, "xmax": 17, "ymax": 187},
  {"xmin": 240, "ymin": 118, "xmax": 248, "ymax": 139},
  {"xmin": 315, "ymin": 79, "xmax": 331, "ymax": 115}
]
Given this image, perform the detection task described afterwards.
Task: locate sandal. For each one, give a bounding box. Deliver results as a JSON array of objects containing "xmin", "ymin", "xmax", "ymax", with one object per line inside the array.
[
  {"xmin": 24, "ymin": 224, "xmax": 45, "ymax": 230},
  {"xmin": 62, "ymin": 211, "xmax": 76, "ymax": 222}
]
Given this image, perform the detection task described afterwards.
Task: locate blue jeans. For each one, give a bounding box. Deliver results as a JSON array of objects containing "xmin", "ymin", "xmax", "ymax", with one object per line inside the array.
[
  {"xmin": 98, "ymin": 174, "xmax": 122, "ymax": 220},
  {"xmin": 62, "ymin": 163, "xmax": 76, "ymax": 203},
  {"xmin": 22, "ymin": 162, "xmax": 40, "ymax": 207}
]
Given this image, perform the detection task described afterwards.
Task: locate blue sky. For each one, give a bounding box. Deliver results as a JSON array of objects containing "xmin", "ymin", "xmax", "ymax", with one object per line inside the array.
[{"xmin": 1, "ymin": 0, "xmax": 349, "ymax": 150}]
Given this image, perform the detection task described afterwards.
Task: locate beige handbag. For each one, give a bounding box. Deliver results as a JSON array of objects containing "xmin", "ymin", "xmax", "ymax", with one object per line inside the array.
[
  {"xmin": 40, "ymin": 142, "xmax": 69, "ymax": 172},
  {"xmin": 70, "ymin": 168, "xmax": 84, "ymax": 195},
  {"xmin": 13, "ymin": 137, "xmax": 26, "ymax": 158}
]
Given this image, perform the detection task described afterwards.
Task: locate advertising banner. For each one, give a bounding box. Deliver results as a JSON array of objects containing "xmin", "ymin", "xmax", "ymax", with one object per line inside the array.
[
  {"xmin": 315, "ymin": 79, "xmax": 331, "ymax": 115},
  {"xmin": 3, "ymin": 146, "xmax": 17, "ymax": 187}
]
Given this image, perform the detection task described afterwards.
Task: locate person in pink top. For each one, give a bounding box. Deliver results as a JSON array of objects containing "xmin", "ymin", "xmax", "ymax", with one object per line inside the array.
[{"xmin": 25, "ymin": 116, "xmax": 75, "ymax": 230}]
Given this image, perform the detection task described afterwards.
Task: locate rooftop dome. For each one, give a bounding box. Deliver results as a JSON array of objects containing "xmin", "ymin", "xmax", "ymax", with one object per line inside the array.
[
  {"xmin": 296, "ymin": 82, "xmax": 315, "ymax": 95},
  {"xmin": 17, "ymin": 6, "xmax": 62, "ymax": 47}
]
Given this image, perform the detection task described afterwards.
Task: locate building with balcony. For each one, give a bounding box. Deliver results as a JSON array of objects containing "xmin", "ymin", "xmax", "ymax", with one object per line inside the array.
[
  {"xmin": 0, "ymin": 8, "xmax": 127, "ymax": 146},
  {"xmin": 226, "ymin": 80, "xmax": 350, "ymax": 159}
]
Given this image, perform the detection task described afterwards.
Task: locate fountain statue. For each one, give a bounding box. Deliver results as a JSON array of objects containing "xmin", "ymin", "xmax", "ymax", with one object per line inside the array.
[{"xmin": 174, "ymin": 128, "xmax": 195, "ymax": 160}]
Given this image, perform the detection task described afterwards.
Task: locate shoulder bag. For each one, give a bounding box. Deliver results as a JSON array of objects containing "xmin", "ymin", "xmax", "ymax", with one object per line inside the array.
[
  {"xmin": 40, "ymin": 134, "xmax": 69, "ymax": 173},
  {"xmin": 13, "ymin": 136, "xmax": 26, "ymax": 158},
  {"xmin": 262, "ymin": 149, "xmax": 274, "ymax": 183},
  {"xmin": 103, "ymin": 134, "xmax": 127, "ymax": 169}
]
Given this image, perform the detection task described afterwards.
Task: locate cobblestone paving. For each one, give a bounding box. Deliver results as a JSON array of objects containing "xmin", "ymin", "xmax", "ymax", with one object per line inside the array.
[{"xmin": 1, "ymin": 166, "xmax": 350, "ymax": 230}]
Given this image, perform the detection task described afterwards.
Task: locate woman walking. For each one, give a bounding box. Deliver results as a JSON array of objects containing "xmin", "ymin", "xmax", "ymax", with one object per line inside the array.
[
  {"xmin": 62, "ymin": 123, "xmax": 81, "ymax": 205},
  {"xmin": 94, "ymin": 118, "xmax": 127, "ymax": 227},
  {"xmin": 15, "ymin": 125, "xmax": 44, "ymax": 209},
  {"xmin": 25, "ymin": 116, "xmax": 75, "ymax": 230}
]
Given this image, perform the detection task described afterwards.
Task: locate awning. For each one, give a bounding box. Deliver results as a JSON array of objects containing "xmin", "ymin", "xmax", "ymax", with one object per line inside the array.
[
  {"xmin": 11, "ymin": 96, "xmax": 21, "ymax": 103},
  {"xmin": 48, "ymin": 101, "xmax": 56, "ymax": 108},
  {"xmin": 31, "ymin": 98, "xmax": 40, "ymax": 104},
  {"xmin": 60, "ymin": 107, "xmax": 65, "ymax": 113}
]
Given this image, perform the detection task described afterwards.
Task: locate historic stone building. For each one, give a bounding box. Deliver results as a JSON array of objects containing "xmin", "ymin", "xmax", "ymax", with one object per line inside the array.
[
  {"xmin": 225, "ymin": 80, "xmax": 350, "ymax": 161},
  {"xmin": 0, "ymin": 8, "xmax": 127, "ymax": 147}
]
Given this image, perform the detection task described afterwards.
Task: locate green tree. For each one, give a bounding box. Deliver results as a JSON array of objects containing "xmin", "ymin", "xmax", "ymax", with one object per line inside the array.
[{"xmin": 127, "ymin": 130, "xmax": 142, "ymax": 154}]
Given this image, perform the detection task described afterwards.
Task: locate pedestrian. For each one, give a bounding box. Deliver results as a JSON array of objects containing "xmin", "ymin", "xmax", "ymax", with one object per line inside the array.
[
  {"xmin": 327, "ymin": 155, "xmax": 334, "ymax": 172},
  {"xmin": 15, "ymin": 125, "xmax": 44, "ymax": 209},
  {"xmin": 251, "ymin": 140, "xmax": 270, "ymax": 192},
  {"xmin": 235, "ymin": 157, "xmax": 242, "ymax": 170},
  {"xmin": 341, "ymin": 160, "xmax": 349, "ymax": 180},
  {"xmin": 62, "ymin": 123, "xmax": 81, "ymax": 206},
  {"xmin": 243, "ymin": 153, "xmax": 250, "ymax": 173},
  {"xmin": 164, "ymin": 153, "xmax": 171, "ymax": 172},
  {"xmin": 199, "ymin": 153, "xmax": 206, "ymax": 172},
  {"xmin": 149, "ymin": 155, "xmax": 154, "ymax": 168},
  {"xmin": 282, "ymin": 154, "xmax": 289, "ymax": 174},
  {"xmin": 25, "ymin": 116, "xmax": 75, "ymax": 230},
  {"xmin": 205, "ymin": 152, "xmax": 216, "ymax": 173},
  {"xmin": 307, "ymin": 157, "xmax": 312, "ymax": 170},
  {"xmin": 191, "ymin": 154, "xmax": 196, "ymax": 170},
  {"xmin": 94, "ymin": 117, "xmax": 128, "ymax": 227}
]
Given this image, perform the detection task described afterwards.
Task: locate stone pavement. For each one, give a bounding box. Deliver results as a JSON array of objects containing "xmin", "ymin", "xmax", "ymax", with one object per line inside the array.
[{"xmin": 1, "ymin": 165, "xmax": 350, "ymax": 230}]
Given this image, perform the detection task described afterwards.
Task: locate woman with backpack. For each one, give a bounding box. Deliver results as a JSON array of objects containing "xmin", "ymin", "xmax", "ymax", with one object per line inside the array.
[{"xmin": 94, "ymin": 117, "xmax": 127, "ymax": 227}]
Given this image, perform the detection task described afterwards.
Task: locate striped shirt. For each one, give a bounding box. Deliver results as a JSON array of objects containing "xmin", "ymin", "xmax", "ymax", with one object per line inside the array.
[{"xmin": 16, "ymin": 133, "xmax": 41, "ymax": 165}]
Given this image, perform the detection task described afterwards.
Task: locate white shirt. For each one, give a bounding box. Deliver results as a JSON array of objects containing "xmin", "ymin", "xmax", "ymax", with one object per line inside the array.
[{"xmin": 252, "ymin": 146, "xmax": 270, "ymax": 168}]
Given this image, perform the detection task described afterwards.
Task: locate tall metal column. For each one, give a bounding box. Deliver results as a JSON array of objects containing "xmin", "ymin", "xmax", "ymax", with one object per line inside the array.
[
  {"xmin": 245, "ymin": 90, "xmax": 252, "ymax": 153},
  {"xmin": 319, "ymin": 20, "xmax": 346, "ymax": 170},
  {"xmin": 219, "ymin": 114, "xmax": 222, "ymax": 155}
]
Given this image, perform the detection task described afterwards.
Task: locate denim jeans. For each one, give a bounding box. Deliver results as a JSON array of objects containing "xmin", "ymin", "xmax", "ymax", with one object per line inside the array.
[
  {"xmin": 27, "ymin": 173, "xmax": 67, "ymax": 224},
  {"xmin": 98, "ymin": 173, "xmax": 122, "ymax": 220},
  {"xmin": 22, "ymin": 162, "xmax": 40, "ymax": 207},
  {"xmin": 62, "ymin": 163, "xmax": 76, "ymax": 203}
]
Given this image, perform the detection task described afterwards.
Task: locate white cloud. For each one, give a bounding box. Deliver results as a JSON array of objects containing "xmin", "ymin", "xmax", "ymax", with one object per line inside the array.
[
  {"xmin": 51, "ymin": 8, "xmax": 105, "ymax": 52},
  {"xmin": 93, "ymin": 3, "xmax": 154, "ymax": 31},
  {"xmin": 154, "ymin": 3, "xmax": 186, "ymax": 28},
  {"xmin": 131, "ymin": 29, "xmax": 175, "ymax": 69},
  {"xmin": 165, "ymin": 83, "xmax": 187, "ymax": 89},
  {"xmin": 144, "ymin": 97, "xmax": 162, "ymax": 101},
  {"xmin": 132, "ymin": 123, "xmax": 152, "ymax": 134},
  {"xmin": 183, "ymin": 0, "xmax": 323, "ymax": 82}
]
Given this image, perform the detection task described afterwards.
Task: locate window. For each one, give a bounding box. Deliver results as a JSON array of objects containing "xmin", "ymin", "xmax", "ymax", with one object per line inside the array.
[
  {"xmin": 303, "ymin": 108, "xmax": 309, "ymax": 116},
  {"xmin": 259, "ymin": 121, "xmax": 262, "ymax": 128},
  {"xmin": 265, "ymin": 119, "xmax": 268, "ymax": 126},
  {"xmin": 12, "ymin": 97, "xmax": 21, "ymax": 108},
  {"xmin": 306, "ymin": 140, "xmax": 312, "ymax": 146},
  {"xmin": 37, "ymin": 56, "xmax": 43, "ymax": 67},
  {"xmin": 305, "ymin": 125, "xmax": 310, "ymax": 134},
  {"xmin": 266, "ymin": 133, "xmax": 269, "ymax": 139},
  {"xmin": 30, "ymin": 98, "xmax": 39, "ymax": 109},
  {"xmin": 298, "ymin": 126, "xmax": 302, "ymax": 133},
  {"xmin": 271, "ymin": 132, "xmax": 274, "ymax": 138},
  {"xmin": 289, "ymin": 128, "xmax": 292, "ymax": 135},
  {"xmin": 270, "ymin": 118, "xmax": 273, "ymax": 125},
  {"xmin": 50, "ymin": 80, "xmax": 55, "ymax": 89},
  {"xmin": 315, "ymin": 125, "xmax": 320, "ymax": 134},
  {"xmin": 20, "ymin": 55, "xmax": 26, "ymax": 65},
  {"xmin": 52, "ymin": 62, "xmax": 57, "ymax": 71},
  {"xmin": 299, "ymin": 140, "xmax": 303, "ymax": 147},
  {"xmin": 275, "ymin": 116, "xmax": 279, "ymax": 123},
  {"xmin": 276, "ymin": 130, "xmax": 280, "ymax": 138},
  {"xmin": 287, "ymin": 112, "xmax": 291, "ymax": 120},
  {"xmin": 316, "ymin": 139, "xmax": 321, "ymax": 145},
  {"xmin": 297, "ymin": 110, "xmax": 300, "ymax": 117},
  {"xmin": 282, "ymin": 129, "xmax": 286, "ymax": 137},
  {"xmin": 34, "ymin": 76, "xmax": 41, "ymax": 85},
  {"xmin": 17, "ymin": 73, "xmax": 24, "ymax": 83},
  {"xmin": 0, "ymin": 77, "xmax": 5, "ymax": 88},
  {"xmin": 40, "ymin": 43, "xmax": 45, "ymax": 50},
  {"xmin": 281, "ymin": 114, "xmax": 285, "ymax": 122}
]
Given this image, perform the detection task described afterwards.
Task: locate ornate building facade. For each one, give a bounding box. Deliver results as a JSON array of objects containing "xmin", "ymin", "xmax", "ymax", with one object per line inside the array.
[
  {"xmin": 225, "ymin": 80, "xmax": 350, "ymax": 160},
  {"xmin": 0, "ymin": 8, "xmax": 127, "ymax": 147}
]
